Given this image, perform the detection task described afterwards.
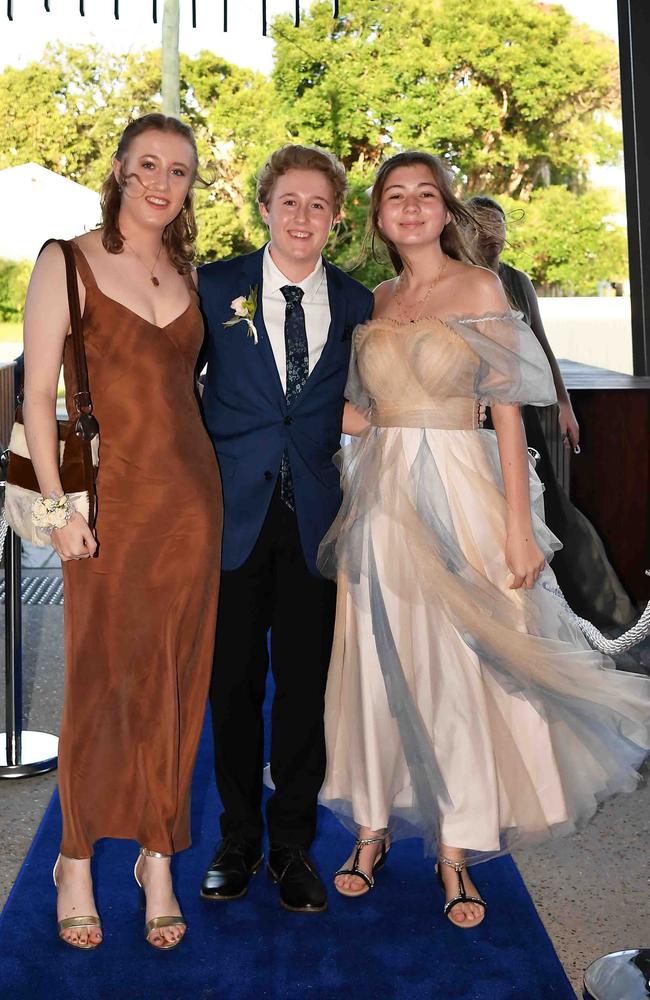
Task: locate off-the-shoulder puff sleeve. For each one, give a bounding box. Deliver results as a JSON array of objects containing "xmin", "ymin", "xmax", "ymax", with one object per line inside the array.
[
  {"xmin": 445, "ymin": 311, "xmax": 557, "ymax": 407},
  {"xmin": 344, "ymin": 325, "xmax": 372, "ymax": 412}
]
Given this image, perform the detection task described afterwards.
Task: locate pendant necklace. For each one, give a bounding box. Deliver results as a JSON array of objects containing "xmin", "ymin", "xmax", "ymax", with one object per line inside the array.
[
  {"xmin": 126, "ymin": 240, "xmax": 163, "ymax": 287},
  {"xmin": 394, "ymin": 254, "xmax": 449, "ymax": 322}
]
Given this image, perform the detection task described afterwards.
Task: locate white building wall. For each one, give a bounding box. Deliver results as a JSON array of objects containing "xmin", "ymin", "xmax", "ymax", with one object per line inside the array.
[{"xmin": 538, "ymin": 297, "xmax": 633, "ymax": 375}]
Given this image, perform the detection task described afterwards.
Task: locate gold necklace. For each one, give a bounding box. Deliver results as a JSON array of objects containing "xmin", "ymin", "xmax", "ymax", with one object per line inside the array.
[
  {"xmin": 125, "ymin": 240, "xmax": 163, "ymax": 287},
  {"xmin": 394, "ymin": 254, "xmax": 449, "ymax": 322}
]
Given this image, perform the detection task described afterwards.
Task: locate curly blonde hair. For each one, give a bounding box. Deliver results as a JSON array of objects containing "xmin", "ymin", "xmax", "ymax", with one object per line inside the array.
[{"xmin": 256, "ymin": 144, "xmax": 347, "ymax": 216}]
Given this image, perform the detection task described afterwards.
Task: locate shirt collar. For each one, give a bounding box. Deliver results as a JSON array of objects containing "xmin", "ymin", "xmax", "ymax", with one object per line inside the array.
[{"xmin": 263, "ymin": 243, "xmax": 326, "ymax": 299}]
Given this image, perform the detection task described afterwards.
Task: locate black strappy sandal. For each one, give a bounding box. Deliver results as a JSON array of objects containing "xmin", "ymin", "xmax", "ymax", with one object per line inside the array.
[
  {"xmin": 436, "ymin": 856, "xmax": 486, "ymax": 929},
  {"xmin": 334, "ymin": 836, "xmax": 389, "ymax": 897}
]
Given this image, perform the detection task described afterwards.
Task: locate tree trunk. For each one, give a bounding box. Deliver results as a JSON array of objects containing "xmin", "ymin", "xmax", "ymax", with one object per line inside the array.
[{"xmin": 162, "ymin": 0, "xmax": 180, "ymax": 118}]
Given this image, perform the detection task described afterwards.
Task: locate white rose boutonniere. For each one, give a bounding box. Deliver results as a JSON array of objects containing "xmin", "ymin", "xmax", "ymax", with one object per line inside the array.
[{"xmin": 224, "ymin": 286, "xmax": 259, "ymax": 344}]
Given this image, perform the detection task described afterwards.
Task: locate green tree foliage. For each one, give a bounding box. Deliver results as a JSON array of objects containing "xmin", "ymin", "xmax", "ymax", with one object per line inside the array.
[
  {"xmin": 0, "ymin": 260, "xmax": 32, "ymax": 321},
  {"xmin": 272, "ymin": 0, "xmax": 620, "ymax": 194},
  {"xmin": 0, "ymin": 0, "xmax": 626, "ymax": 296},
  {"xmin": 0, "ymin": 44, "xmax": 162, "ymax": 186},
  {"xmin": 179, "ymin": 51, "xmax": 287, "ymax": 257},
  {"xmin": 499, "ymin": 186, "xmax": 628, "ymax": 295}
]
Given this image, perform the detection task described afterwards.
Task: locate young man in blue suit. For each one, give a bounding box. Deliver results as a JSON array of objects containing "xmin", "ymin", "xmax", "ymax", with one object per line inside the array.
[{"xmin": 198, "ymin": 146, "xmax": 373, "ymax": 911}]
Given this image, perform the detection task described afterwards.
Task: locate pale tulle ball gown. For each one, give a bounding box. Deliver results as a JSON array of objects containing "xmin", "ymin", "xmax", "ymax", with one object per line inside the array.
[{"xmin": 317, "ymin": 312, "xmax": 650, "ymax": 864}]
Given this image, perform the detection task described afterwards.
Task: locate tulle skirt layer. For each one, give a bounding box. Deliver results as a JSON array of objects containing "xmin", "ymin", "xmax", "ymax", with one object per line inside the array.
[{"xmin": 317, "ymin": 426, "xmax": 650, "ymax": 864}]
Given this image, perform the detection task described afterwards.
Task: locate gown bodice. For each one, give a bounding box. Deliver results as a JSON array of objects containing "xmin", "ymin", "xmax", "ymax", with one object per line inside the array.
[
  {"xmin": 347, "ymin": 312, "xmax": 558, "ymax": 429},
  {"xmin": 355, "ymin": 317, "xmax": 483, "ymax": 429}
]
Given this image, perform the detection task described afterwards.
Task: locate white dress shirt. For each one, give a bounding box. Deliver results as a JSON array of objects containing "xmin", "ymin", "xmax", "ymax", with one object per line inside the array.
[{"xmin": 262, "ymin": 244, "xmax": 331, "ymax": 393}]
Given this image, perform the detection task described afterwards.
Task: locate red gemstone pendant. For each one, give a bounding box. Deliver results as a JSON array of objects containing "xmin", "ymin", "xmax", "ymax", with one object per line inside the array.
[{"xmin": 151, "ymin": 276, "xmax": 160, "ymax": 287}]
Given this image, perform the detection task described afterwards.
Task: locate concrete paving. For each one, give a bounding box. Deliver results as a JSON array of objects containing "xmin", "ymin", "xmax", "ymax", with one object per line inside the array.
[{"xmin": 1, "ymin": 576, "xmax": 648, "ymax": 997}]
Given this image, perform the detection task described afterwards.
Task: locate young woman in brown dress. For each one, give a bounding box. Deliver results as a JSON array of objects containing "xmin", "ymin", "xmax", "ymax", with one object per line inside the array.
[{"xmin": 22, "ymin": 114, "xmax": 222, "ymax": 950}]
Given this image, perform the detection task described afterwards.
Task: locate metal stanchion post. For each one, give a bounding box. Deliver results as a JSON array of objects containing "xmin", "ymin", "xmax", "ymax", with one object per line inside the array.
[
  {"xmin": 584, "ymin": 950, "xmax": 650, "ymax": 999},
  {"xmin": 0, "ymin": 478, "xmax": 59, "ymax": 778}
]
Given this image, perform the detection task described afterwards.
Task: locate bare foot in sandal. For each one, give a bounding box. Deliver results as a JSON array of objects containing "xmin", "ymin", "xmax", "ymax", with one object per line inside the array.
[{"xmin": 334, "ymin": 827, "xmax": 388, "ymax": 896}]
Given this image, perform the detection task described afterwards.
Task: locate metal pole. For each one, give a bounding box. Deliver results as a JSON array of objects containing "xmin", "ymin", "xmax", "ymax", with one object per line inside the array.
[
  {"xmin": 584, "ymin": 949, "xmax": 650, "ymax": 998},
  {"xmin": 4, "ymin": 524, "xmax": 22, "ymax": 766},
  {"xmin": 0, "ymin": 485, "xmax": 58, "ymax": 778},
  {"xmin": 618, "ymin": 0, "xmax": 650, "ymax": 376},
  {"xmin": 162, "ymin": 0, "xmax": 181, "ymax": 118}
]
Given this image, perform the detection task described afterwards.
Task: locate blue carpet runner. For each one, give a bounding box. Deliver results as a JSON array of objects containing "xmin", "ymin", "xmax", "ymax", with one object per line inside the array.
[{"xmin": 0, "ymin": 712, "xmax": 576, "ymax": 1000}]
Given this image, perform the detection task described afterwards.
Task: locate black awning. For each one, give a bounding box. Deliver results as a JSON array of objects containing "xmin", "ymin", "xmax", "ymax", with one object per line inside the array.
[{"xmin": 5, "ymin": 1, "xmax": 341, "ymax": 34}]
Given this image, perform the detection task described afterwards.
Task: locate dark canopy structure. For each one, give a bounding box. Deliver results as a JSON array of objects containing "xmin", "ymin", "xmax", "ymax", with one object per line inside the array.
[
  {"xmin": 4, "ymin": 0, "xmax": 340, "ymax": 35},
  {"xmin": 2, "ymin": 0, "xmax": 648, "ymax": 375},
  {"xmin": 618, "ymin": 0, "xmax": 650, "ymax": 376}
]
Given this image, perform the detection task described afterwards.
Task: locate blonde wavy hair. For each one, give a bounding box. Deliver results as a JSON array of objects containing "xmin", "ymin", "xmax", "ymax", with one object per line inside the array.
[{"xmin": 256, "ymin": 144, "xmax": 347, "ymax": 216}]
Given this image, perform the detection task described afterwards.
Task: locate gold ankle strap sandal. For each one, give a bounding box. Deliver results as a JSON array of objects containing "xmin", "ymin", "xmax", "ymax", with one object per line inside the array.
[
  {"xmin": 134, "ymin": 847, "xmax": 187, "ymax": 950},
  {"xmin": 56, "ymin": 913, "xmax": 102, "ymax": 948},
  {"xmin": 52, "ymin": 854, "xmax": 103, "ymax": 950}
]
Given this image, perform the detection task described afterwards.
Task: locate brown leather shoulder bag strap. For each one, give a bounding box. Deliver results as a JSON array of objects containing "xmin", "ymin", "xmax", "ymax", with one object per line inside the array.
[
  {"xmin": 16, "ymin": 238, "xmax": 90, "ymax": 406},
  {"xmin": 39, "ymin": 239, "xmax": 92, "ymax": 414}
]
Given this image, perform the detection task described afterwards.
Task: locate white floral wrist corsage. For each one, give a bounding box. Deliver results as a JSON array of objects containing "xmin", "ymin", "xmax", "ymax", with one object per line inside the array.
[{"xmin": 31, "ymin": 493, "xmax": 75, "ymax": 533}]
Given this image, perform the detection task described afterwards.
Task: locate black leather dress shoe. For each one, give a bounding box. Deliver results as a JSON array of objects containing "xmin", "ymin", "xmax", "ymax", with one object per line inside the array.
[
  {"xmin": 200, "ymin": 838, "xmax": 263, "ymax": 901},
  {"xmin": 267, "ymin": 846, "xmax": 327, "ymax": 913}
]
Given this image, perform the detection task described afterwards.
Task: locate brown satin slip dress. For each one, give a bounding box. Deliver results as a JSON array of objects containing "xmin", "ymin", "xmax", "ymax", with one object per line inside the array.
[{"xmin": 58, "ymin": 241, "xmax": 222, "ymax": 858}]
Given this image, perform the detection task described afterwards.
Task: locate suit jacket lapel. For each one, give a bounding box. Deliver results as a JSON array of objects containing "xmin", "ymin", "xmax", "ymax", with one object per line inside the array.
[{"xmin": 238, "ymin": 247, "xmax": 286, "ymax": 406}]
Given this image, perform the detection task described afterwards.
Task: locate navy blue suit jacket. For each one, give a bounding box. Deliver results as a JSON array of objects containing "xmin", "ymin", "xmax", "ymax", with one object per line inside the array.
[{"xmin": 198, "ymin": 247, "xmax": 374, "ymax": 577}]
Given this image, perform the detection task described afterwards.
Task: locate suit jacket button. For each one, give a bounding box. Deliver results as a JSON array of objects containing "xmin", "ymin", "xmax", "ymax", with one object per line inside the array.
[
  {"xmin": 283, "ymin": 416, "xmax": 293, "ymax": 425},
  {"xmin": 264, "ymin": 470, "xmax": 273, "ymax": 480}
]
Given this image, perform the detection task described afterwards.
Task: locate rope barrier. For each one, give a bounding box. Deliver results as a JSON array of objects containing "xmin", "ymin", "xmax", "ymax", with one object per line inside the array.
[
  {"xmin": 0, "ymin": 510, "xmax": 8, "ymax": 563},
  {"xmin": 541, "ymin": 580, "xmax": 650, "ymax": 655}
]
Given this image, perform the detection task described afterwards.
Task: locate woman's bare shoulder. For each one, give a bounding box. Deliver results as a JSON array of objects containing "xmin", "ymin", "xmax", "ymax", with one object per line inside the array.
[
  {"xmin": 449, "ymin": 261, "xmax": 508, "ymax": 313},
  {"xmin": 372, "ymin": 277, "xmax": 397, "ymax": 310},
  {"xmin": 29, "ymin": 240, "xmax": 67, "ymax": 282},
  {"xmin": 72, "ymin": 229, "xmax": 105, "ymax": 256}
]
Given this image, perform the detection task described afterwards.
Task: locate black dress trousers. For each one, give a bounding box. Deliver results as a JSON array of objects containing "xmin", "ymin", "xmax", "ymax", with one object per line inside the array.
[{"xmin": 209, "ymin": 480, "xmax": 337, "ymax": 849}]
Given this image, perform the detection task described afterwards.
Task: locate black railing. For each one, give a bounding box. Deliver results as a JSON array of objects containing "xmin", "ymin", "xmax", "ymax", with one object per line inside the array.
[{"xmin": 5, "ymin": 0, "xmax": 343, "ymax": 30}]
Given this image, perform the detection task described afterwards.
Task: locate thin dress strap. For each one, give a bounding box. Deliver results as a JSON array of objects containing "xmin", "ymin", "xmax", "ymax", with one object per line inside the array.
[{"xmin": 68, "ymin": 240, "xmax": 99, "ymax": 291}]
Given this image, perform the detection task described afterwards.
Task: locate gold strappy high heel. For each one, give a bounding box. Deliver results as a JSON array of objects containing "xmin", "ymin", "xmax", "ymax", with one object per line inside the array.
[
  {"xmin": 52, "ymin": 854, "xmax": 102, "ymax": 950},
  {"xmin": 133, "ymin": 847, "xmax": 187, "ymax": 950},
  {"xmin": 436, "ymin": 856, "xmax": 486, "ymax": 929},
  {"xmin": 334, "ymin": 835, "xmax": 389, "ymax": 897}
]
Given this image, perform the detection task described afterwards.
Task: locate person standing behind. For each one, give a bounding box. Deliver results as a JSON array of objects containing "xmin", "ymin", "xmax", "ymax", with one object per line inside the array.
[
  {"xmin": 467, "ymin": 195, "xmax": 635, "ymax": 628},
  {"xmin": 198, "ymin": 145, "xmax": 373, "ymax": 912}
]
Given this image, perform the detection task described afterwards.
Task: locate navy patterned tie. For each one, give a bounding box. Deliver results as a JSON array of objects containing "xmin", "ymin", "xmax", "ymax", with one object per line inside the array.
[{"xmin": 280, "ymin": 284, "xmax": 308, "ymax": 511}]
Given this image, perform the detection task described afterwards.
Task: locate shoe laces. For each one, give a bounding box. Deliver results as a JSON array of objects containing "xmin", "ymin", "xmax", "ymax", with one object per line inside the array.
[{"xmin": 218, "ymin": 838, "xmax": 250, "ymax": 859}]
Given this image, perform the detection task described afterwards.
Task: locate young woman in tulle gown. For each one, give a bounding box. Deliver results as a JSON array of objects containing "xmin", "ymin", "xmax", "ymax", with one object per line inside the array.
[{"xmin": 317, "ymin": 151, "xmax": 650, "ymax": 928}]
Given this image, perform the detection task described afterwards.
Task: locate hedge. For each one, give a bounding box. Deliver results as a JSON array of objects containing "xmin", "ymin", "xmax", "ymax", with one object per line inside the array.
[{"xmin": 0, "ymin": 259, "xmax": 32, "ymax": 322}]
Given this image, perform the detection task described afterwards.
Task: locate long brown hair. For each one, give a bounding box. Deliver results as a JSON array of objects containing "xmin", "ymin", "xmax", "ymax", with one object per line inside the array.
[
  {"xmin": 465, "ymin": 194, "xmax": 507, "ymax": 268},
  {"xmin": 100, "ymin": 113, "xmax": 201, "ymax": 273},
  {"xmin": 365, "ymin": 151, "xmax": 480, "ymax": 274}
]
